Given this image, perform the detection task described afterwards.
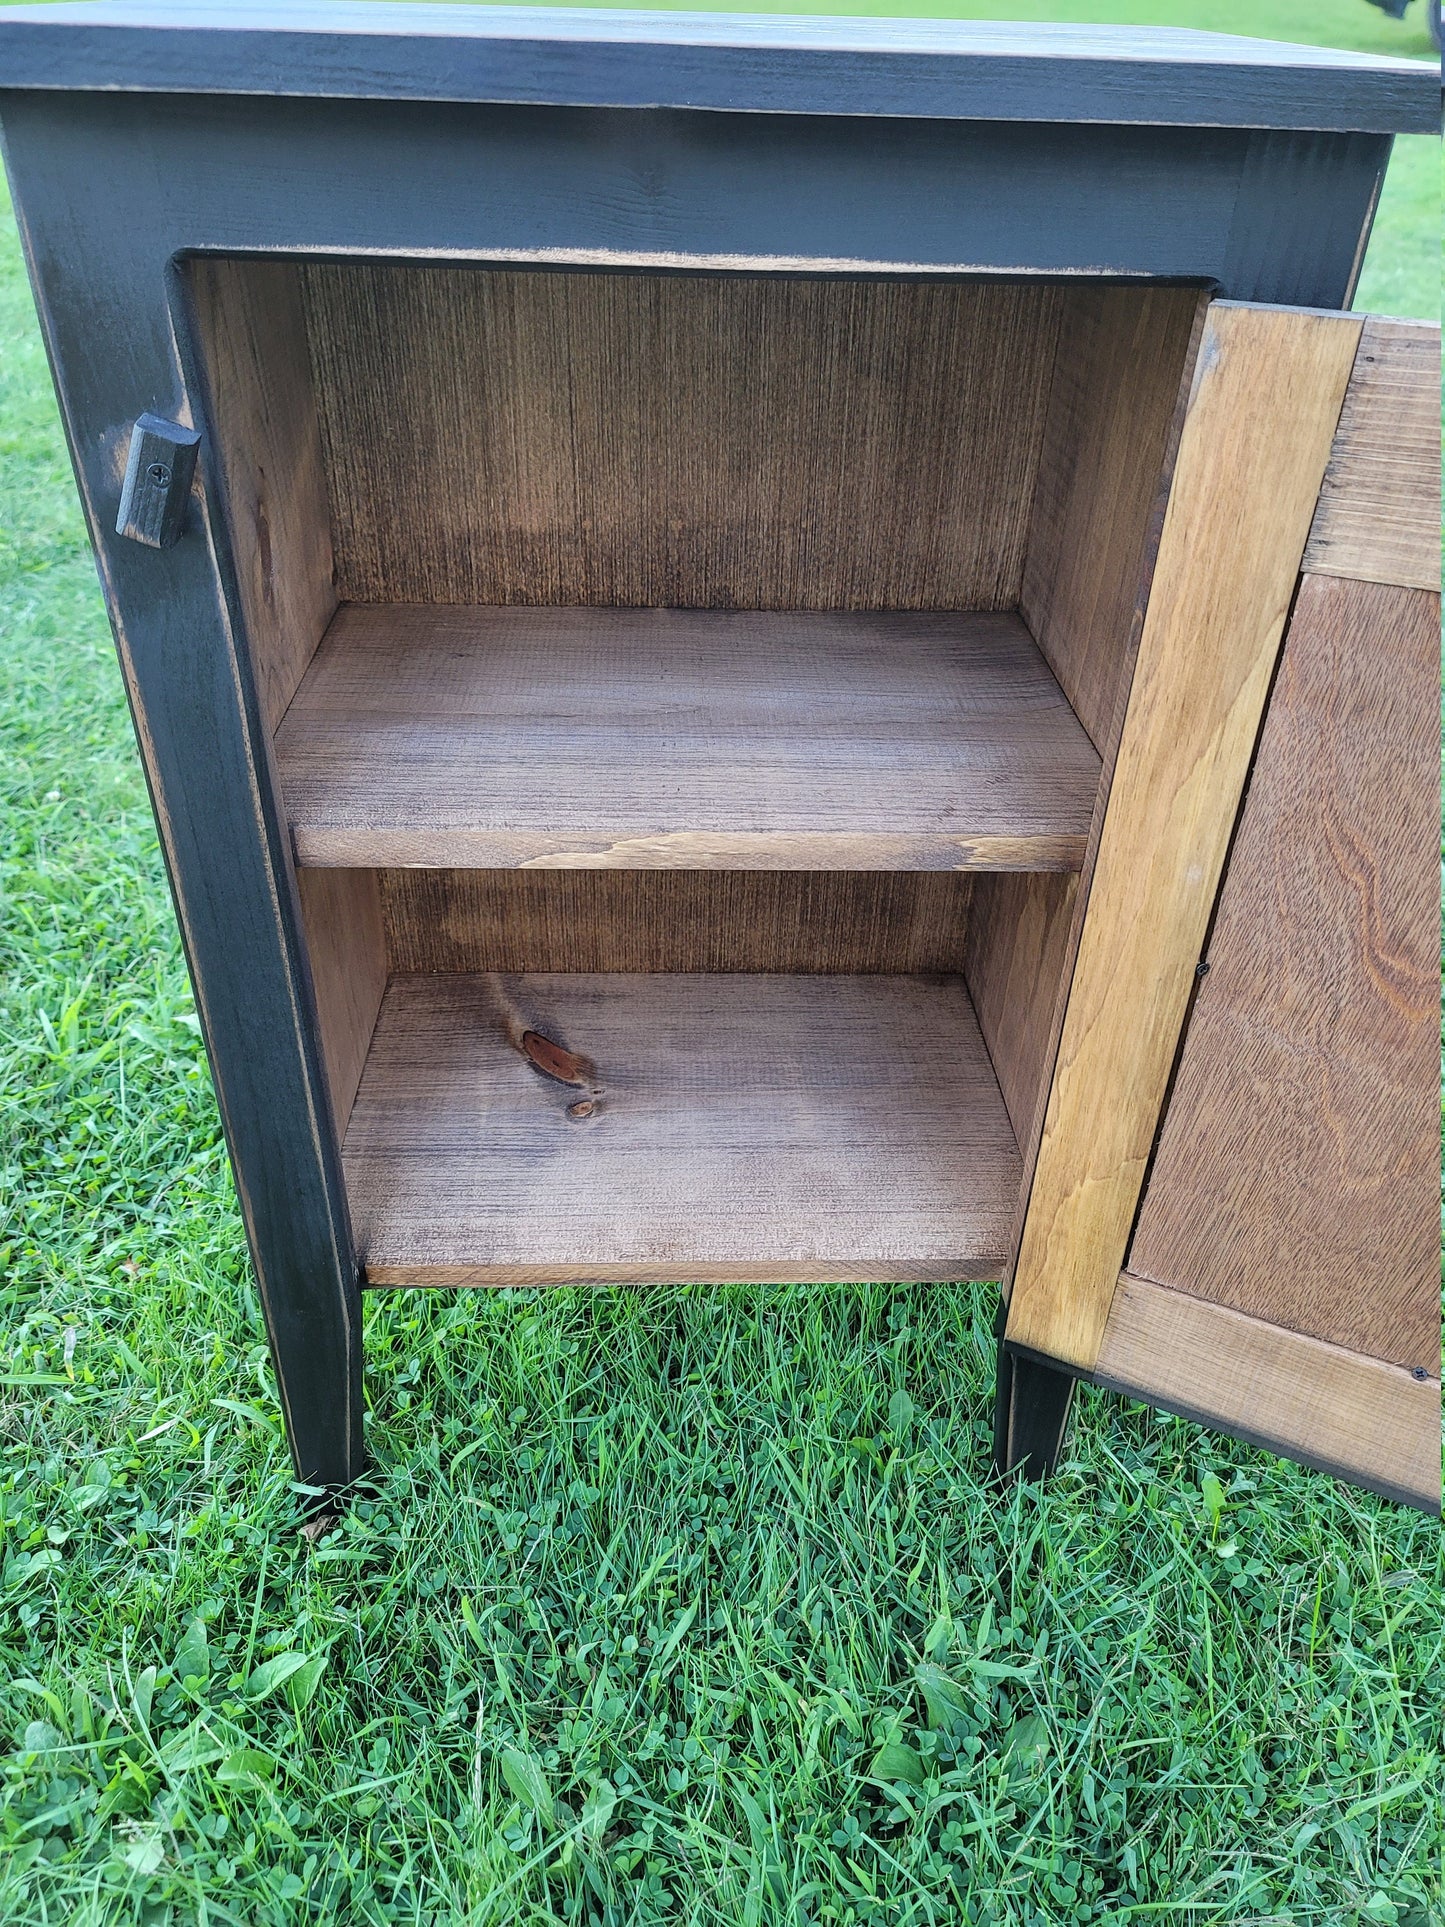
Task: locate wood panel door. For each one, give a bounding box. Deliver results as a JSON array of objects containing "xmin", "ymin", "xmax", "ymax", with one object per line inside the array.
[
  {"xmin": 1090, "ymin": 319, "xmax": 1440, "ymax": 1506},
  {"xmin": 1006, "ymin": 312, "xmax": 1441, "ymax": 1509}
]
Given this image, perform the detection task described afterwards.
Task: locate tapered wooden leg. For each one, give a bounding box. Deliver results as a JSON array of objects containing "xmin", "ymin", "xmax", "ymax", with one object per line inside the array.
[{"xmin": 992, "ymin": 1298, "xmax": 1076, "ymax": 1480}]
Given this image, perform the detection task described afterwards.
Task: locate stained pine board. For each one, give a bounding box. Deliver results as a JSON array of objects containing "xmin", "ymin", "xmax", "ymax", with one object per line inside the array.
[
  {"xmin": 344, "ymin": 973, "xmax": 1022, "ymax": 1285},
  {"xmin": 1021, "ymin": 283, "xmax": 1206, "ymax": 754},
  {"xmin": 295, "ymin": 866, "xmax": 386, "ymax": 1140},
  {"xmin": 380, "ymin": 870, "xmax": 976, "ymax": 976},
  {"xmin": 303, "ymin": 268, "xmax": 1062, "ymax": 614},
  {"xmin": 1095, "ymin": 1272, "xmax": 1440, "ymax": 1514},
  {"xmin": 275, "ymin": 606, "xmax": 1101, "ymax": 871},
  {"xmin": 1127, "ymin": 575, "xmax": 1441, "ymax": 1372},
  {"xmin": 188, "ymin": 257, "xmax": 337, "ymax": 738}
]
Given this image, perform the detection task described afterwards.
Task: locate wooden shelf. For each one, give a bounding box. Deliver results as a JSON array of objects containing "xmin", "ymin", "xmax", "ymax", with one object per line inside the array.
[
  {"xmin": 344, "ymin": 972, "xmax": 1022, "ymax": 1285},
  {"xmin": 275, "ymin": 606, "xmax": 1100, "ymax": 871}
]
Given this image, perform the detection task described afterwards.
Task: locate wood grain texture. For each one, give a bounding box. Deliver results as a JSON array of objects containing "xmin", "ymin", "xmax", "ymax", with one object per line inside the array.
[
  {"xmin": 1005, "ymin": 302, "xmax": 1362, "ymax": 1372},
  {"xmin": 381, "ymin": 870, "xmax": 973, "ymax": 975},
  {"xmin": 1303, "ymin": 318, "xmax": 1442, "ymax": 593},
  {"xmin": 302, "ymin": 266, "xmax": 1062, "ymax": 612},
  {"xmin": 187, "ymin": 257, "xmax": 336, "ymax": 737},
  {"xmin": 996, "ymin": 294, "xmax": 1207, "ymax": 1260},
  {"xmin": 275, "ymin": 605, "xmax": 1100, "ymax": 871},
  {"xmin": 1096, "ymin": 1273, "xmax": 1441, "ymax": 1513},
  {"xmin": 976, "ymin": 288, "xmax": 1203, "ymax": 1182},
  {"xmin": 962, "ymin": 871, "xmax": 1077, "ymax": 1148},
  {"xmin": 296, "ymin": 867, "xmax": 388, "ymax": 1140},
  {"xmin": 345, "ymin": 972, "xmax": 1022, "ymax": 1286},
  {"xmin": 1022, "ymin": 284, "xmax": 1207, "ymax": 753},
  {"xmin": 1129, "ymin": 574, "xmax": 1441, "ymax": 1372}
]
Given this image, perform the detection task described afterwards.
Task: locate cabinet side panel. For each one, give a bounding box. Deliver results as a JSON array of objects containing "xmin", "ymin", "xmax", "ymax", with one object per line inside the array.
[
  {"xmin": 302, "ymin": 266, "xmax": 1060, "ymax": 611},
  {"xmin": 1006, "ymin": 303, "xmax": 1362, "ymax": 1371},
  {"xmin": 1128, "ymin": 573, "xmax": 1441, "ymax": 1373},
  {"xmin": 296, "ymin": 868, "xmax": 388, "ymax": 1141},
  {"xmin": 988, "ymin": 286, "xmax": 1205, "ymax": 1231},
  {"xmin": 1022, "ymin": 283, "xmax": 1208, "ymax": 753},
  {"xmin": 962, "ymin": 872, "xmax": 1077, "ymax": 1147},
  {"xmin": 380, "ymin": 870, "xmax": 972, "ymax": 974},
  {"xmin": 186, "ymin": 258, "xmax": 338, "ymax": 735}
]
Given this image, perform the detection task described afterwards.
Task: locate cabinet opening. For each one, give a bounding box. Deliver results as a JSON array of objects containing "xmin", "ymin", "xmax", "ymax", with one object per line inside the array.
[{"xmin": 187, "ymin": 256, "xmax": 1205, "ymax": 1287}]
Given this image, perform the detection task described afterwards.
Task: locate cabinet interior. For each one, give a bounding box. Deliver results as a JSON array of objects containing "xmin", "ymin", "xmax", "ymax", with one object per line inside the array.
[{"xmin": 186, "ymin": 255, "xmax": 1205, "ymax": 1287}]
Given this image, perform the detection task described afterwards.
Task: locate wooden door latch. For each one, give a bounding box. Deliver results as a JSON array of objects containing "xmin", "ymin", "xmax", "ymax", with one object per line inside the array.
[{"xmin": 116, "ymin": 414, "xmax": 201, "ymax": 549}]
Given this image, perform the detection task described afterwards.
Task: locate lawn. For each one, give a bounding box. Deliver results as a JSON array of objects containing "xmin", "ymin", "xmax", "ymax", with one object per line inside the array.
[{"xmin": 0, "ymin": 1, "xmax": 1441, "ymax": 1923}]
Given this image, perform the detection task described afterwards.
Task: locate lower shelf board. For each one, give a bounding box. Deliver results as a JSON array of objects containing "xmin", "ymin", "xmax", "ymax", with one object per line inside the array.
[{"xmin": 343, "ymin": 972, "xmax": 1021, "ymax": 1286}]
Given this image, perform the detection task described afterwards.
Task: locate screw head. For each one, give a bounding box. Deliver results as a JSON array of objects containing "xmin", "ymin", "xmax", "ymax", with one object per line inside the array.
[{"xmin": 146, "ymin": 461, "xmax": 172, "ymax": 489}]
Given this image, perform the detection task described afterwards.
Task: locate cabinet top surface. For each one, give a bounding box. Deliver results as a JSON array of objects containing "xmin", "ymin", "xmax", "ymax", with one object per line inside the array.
[{"xmin": 0, "ymin": 3, "xmax": 1437, "ymax": 132}]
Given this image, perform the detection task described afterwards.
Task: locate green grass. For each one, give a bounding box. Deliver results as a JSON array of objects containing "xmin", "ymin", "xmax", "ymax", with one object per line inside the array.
[
  {"xmin": 1358, "ymin": 133, "xmax": 1441, "ymax": 323},
  {"xmin": 0, "ymin": 0, "xmax": 1442, "ymax": 1919},
  {"xmin": 410, "ymin": 0, "xmax": 1442, "ymax": 60}
]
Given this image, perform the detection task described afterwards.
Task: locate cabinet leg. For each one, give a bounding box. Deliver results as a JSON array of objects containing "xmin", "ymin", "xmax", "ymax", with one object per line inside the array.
[
  {"xmin": 992, "ymin": 1298, "xmax": 1076, "ymax": 1480},
  {"xmin": 260, "ymin": 1268, "xmax": 366, "ymax": 1504}
]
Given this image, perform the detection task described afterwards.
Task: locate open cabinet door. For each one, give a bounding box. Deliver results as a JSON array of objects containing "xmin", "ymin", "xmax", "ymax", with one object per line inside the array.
[
  {"xmin": 1005, "ymin": 310, "xmax": 1442, "ymax": 1512},
  {"xmin": 1113, "ymin": 321, "xmax": 1441, "ymax": 1510}
]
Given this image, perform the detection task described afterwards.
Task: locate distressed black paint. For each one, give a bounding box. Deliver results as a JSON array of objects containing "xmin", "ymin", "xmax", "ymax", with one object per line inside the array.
[
  {"xmin": 0, "ymin": 9, "xmax": 1424, "ymax": 1493},
  {"xmin": 0, "ymin": 4, "xmax": 1436, "ymax": 133}
]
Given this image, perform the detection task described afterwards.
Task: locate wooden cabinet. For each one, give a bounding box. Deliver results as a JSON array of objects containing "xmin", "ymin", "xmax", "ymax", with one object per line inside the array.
[{"xmin": 1, "ymin": 5, "xmax": 1437, "ymax": 1509}]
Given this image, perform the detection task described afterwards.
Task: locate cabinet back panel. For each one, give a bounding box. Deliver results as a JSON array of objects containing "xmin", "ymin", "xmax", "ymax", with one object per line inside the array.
[
  {"xmin": 301, "ymin": 265, "xmax": 1063, "ymax": 609},
  {"xmin": 381, "ymin": 870, "xmax": 974, "ymax": 975}
]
